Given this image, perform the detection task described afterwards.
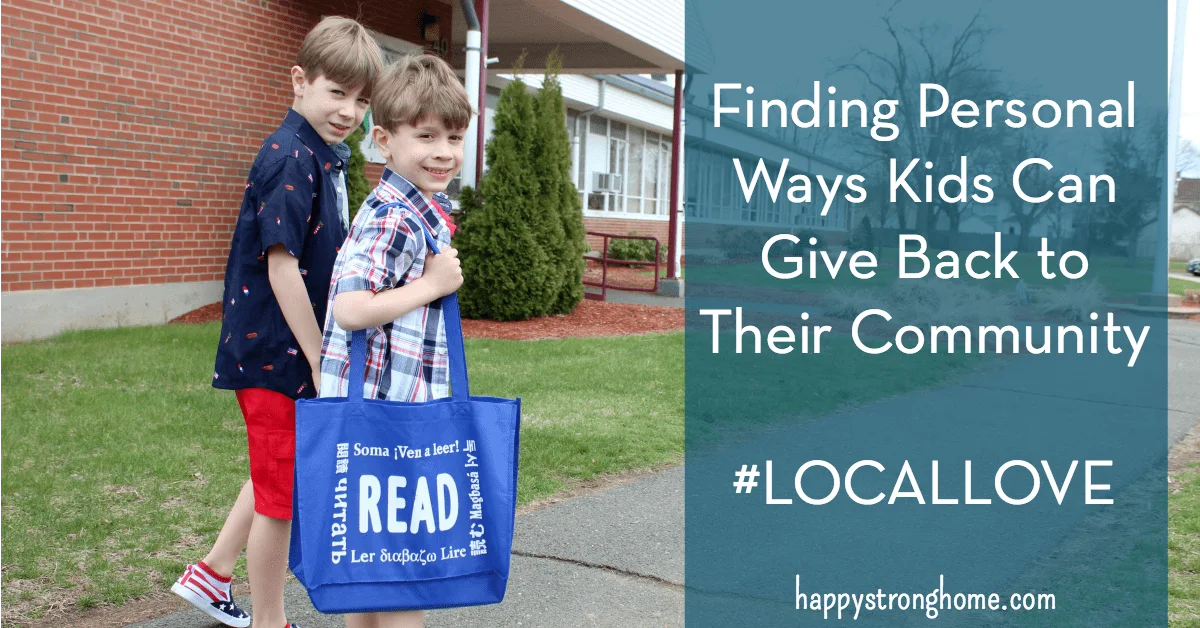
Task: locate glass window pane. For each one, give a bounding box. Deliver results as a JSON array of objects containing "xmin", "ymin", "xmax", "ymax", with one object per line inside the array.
[
  {"xmin": 628, "ymin": 128, "xmax": 644, "ymax": 198},
  {"xmin": 576, "ymin": 128, "xmax": 586, "ymax": 189},
  {"xmin": 609, "ymin": 139, "xmax": 627, "ymax": 178},
  {"xmin": 586, "ymin": 125, "xmax": 608, "ymax": 191},
  {"xmin": 659, "ymin": 142, "xmax": 671, "ymax": 203},
  {"xmin": 645, "ymin": 144, "xmax": 659, "ymax": 205}
]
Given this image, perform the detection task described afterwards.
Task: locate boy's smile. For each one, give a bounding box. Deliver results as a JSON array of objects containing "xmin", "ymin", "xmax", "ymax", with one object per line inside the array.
[
  {"xmin": 290, "ymin": 67, "xmax": 370, "ymax": 145},
  {"xmin": 372, "ymin": 115, "xmax": 466, "ymax": 198}
]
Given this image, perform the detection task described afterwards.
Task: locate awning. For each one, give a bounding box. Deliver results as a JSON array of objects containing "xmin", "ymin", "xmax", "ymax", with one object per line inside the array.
[{"xmin": 447, "ymin": 0, "xmax": 683, "ymax": 73}]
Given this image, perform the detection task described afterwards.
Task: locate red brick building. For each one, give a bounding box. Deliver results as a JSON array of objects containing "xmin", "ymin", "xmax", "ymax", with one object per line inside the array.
[{"xmin": 1, "ymin": 0, "xmax": 686, "ymax": 340}]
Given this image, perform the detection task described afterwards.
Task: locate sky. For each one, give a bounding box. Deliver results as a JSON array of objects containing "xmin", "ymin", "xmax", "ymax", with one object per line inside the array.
[{"xmin": 1169, "ymin": 0, "xmax": 1199, "ymax": 175}]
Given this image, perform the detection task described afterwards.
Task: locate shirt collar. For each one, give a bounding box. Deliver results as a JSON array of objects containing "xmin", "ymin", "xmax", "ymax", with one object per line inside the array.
[
  {"xmin": 377, "ymin": 167, "xmax": 451, "ymax": 236},
  {"xmin": 281, "ymin": 108, "xmax": 342, "ymax": 173},
  {"xmin": 331, "ymin": 142, "xmax": 351, "ymax": 170}
]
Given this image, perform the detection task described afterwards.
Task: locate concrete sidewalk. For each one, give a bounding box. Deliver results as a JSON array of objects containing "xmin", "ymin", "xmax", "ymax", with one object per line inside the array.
[
  {"xmin": 132, "ymin": 468, "xmax": 684, "ymax": 628},
  {"xmin": 595, "ymin": 288, "xmax": 683, "ymax": 309}
]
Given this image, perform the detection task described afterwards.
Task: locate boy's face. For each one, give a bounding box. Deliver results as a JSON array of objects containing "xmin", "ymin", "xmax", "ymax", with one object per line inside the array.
[
  {"xmin": 372, "ymin": 115, "xmax": 466, "ymax": 199},
  {"xmin": 290, "ymin": 66, "xmax": 369, "ymax": 145}
]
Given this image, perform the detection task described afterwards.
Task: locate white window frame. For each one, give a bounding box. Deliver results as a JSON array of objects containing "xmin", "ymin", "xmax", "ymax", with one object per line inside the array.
[{"xmin": 582, "ymin": 119, "xmax": 672, "ymax": 222}]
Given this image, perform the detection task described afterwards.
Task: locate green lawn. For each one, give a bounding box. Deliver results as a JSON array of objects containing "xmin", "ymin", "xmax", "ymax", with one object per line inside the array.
[
  {"xmin": 1170, "ymin": 277, "xmax": 1197, "ymax": 297},
  {"xmin": 1171, "ymin": 469, "xmax": 1200, "ymax": 626},
  {"xmin": 1, "ymin": 323, "xmax": 683, "ymax": 620}
]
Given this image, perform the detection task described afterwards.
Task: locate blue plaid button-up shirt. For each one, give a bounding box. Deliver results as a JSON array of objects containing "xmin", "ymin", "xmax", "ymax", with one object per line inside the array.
[{"xmin": 318, "ymin": 168, "xmax": 454, "ymax": 402}]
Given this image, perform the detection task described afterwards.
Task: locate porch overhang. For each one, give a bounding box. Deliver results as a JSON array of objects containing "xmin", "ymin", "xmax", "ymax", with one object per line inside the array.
[{"xmin": 448, "ymin": 0, "xmax": 684, "ymax": 73}]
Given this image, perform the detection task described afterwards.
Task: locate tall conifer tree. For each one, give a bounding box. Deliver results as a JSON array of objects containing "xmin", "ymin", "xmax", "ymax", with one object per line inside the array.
[
  {"xmin": 536, "ymin": 50, "xmax": 587, "ymax": 314},
  {"xmin": 455, "ymin": 62, "xmax": 556, "ymax": 320}
]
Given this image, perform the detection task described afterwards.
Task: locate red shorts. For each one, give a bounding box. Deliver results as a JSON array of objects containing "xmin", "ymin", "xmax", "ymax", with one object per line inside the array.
[{"xmin": 236, "ymin": 388, "xmax": 296, "ymax": 520}]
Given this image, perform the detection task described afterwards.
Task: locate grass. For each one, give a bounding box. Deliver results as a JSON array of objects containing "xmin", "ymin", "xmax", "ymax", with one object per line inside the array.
[
  {"xmin": 1, "ymin": 323, "xmax": 683, "ymax": 621},
  {"xmin": 1170, "ymin": 277, "xmax": 1197, "ymax": 297},
  {"xmin": 1170, "ymin": 469, "xmax": 1200, "ymax": 626}
]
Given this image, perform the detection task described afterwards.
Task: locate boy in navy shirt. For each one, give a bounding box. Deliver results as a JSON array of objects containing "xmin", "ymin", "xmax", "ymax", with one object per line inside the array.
[{"xmin": 170, "ymin": 17, "xmax": 381, "ymax": 628}]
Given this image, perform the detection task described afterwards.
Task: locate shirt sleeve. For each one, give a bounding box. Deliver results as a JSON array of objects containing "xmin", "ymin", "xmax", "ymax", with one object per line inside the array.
[
  {"xmin": 256, "ymin": 152, "xmax": 314, "ymax": 257},
  {"xmin": 332, "ymin": 207, "xmax": 418, "ymax": 295}
]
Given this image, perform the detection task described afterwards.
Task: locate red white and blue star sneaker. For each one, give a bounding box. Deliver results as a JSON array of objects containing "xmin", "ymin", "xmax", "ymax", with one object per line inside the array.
[{"xmin": 170, "ymin": 562, "xmax": 251, "ymax": 627}]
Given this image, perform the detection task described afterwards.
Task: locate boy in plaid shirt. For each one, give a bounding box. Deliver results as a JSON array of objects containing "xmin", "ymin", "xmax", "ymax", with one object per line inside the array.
[{"xmin": 318, "ymin": 54, "xmax": 473, "ymax": 628}]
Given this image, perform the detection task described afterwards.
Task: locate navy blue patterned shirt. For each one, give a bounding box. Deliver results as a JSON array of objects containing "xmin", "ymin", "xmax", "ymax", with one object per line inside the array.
[{"xmin": 213, "ymin": 109, "xmax": 349, "ymax": 399}]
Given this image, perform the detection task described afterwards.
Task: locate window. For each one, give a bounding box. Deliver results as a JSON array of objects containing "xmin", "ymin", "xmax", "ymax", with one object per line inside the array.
[
  {"xmin": 686, "ymin": 146, "xmax": 850, "ymax": 230},
  {"xmin": 570, "ymin": 116, "xmax": 685, "ymax": 218},
  {"xmin": 644, "ymin": 139, "xmax": 660, "ymax": 215},
  {"xmin": 628, "ymin": 128, "xmax": 644, "ymax": 212},
  {"xmin": 656, "ymin": 140, "xmax": 671, "ymax": 215},
  {"xmin": 585, "ymin": 116, "xmax": 609, "ymax": 209},
  {"xmin": 608, "ymin": 137, "xmax": 628, "ymax": 212}
]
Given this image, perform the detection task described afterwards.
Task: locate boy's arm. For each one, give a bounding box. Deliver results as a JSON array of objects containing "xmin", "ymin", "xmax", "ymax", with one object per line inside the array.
[
  {"xmin": 332, "ymin": 282, "xmax": 438, "ymax": 331},
  {"xmin": 253, "ymin": 148, "xmax": 323, "ymax": 386},
  {"xmin": 267, "ymin": 244, "xmax": 323, "ymax": 386},
  {"xmin": 333, "ymin": 247, "xmax": 462, "ymax": 331}
]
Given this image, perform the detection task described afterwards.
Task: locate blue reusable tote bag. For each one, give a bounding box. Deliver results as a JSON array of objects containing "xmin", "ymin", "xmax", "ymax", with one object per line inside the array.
[{"xmin": 289, "ymin": 213, "xmax": 521, "ymax": 614}]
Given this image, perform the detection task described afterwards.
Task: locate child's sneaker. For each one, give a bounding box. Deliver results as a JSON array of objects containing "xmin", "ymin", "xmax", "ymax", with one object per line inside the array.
[{"xmin": 170, "ymin": 561, "xmax": 251, "ymax": 627}]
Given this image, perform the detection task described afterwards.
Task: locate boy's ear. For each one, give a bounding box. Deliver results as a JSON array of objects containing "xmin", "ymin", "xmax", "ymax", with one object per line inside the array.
[
  {"xmin": 370, "ymin": 125, "xmax": 390, "ymax": 159},
  {"xmin": 290, "ymin": 66, "xmax": 308, "ymax": 98}
]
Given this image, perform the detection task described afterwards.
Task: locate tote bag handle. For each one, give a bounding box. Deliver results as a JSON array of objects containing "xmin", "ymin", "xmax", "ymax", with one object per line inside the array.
[{"xmin": 347, "ymin": 202, "xmax": 469, "ymax": 401}]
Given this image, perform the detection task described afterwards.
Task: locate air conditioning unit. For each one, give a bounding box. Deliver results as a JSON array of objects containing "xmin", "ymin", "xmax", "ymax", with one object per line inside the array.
[{"xmin": 593, "ymin": 172, "xmax": 623, "ymax": 193}]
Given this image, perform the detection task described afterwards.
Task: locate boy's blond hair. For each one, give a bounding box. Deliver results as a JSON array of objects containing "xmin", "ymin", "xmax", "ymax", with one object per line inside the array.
[
  {"xmin": 371, "ymin": 54, "xmax": 475, "ymax": 132},
  {"xmin": 296, "ymin": 16, "xmax": 384, "ymax": 97}
]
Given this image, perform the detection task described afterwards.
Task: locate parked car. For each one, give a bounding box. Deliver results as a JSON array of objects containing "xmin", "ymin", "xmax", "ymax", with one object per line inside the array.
[{"xmin": 1189, "ymin": 258, "xmax": 1200, "ymax": 276}]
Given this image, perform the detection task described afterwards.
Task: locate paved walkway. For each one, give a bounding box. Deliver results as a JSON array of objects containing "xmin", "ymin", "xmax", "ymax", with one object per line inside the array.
[
  {"xmin": 133, "ymin": 469, "xmax": 684, "ymax": 628},
  {"xmin": 592, "ymin": 288, "xmax": 683, "ymax": 309}
]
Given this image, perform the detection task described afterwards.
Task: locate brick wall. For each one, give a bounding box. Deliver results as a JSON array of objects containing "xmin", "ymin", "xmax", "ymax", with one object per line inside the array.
[
  {"xmin": 1, "ymin": 0, "xmax": 451, "ymax": 293},
  {"xmin": 364, "ymin": 162, "xmax": 385, "ymax": 189}
]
